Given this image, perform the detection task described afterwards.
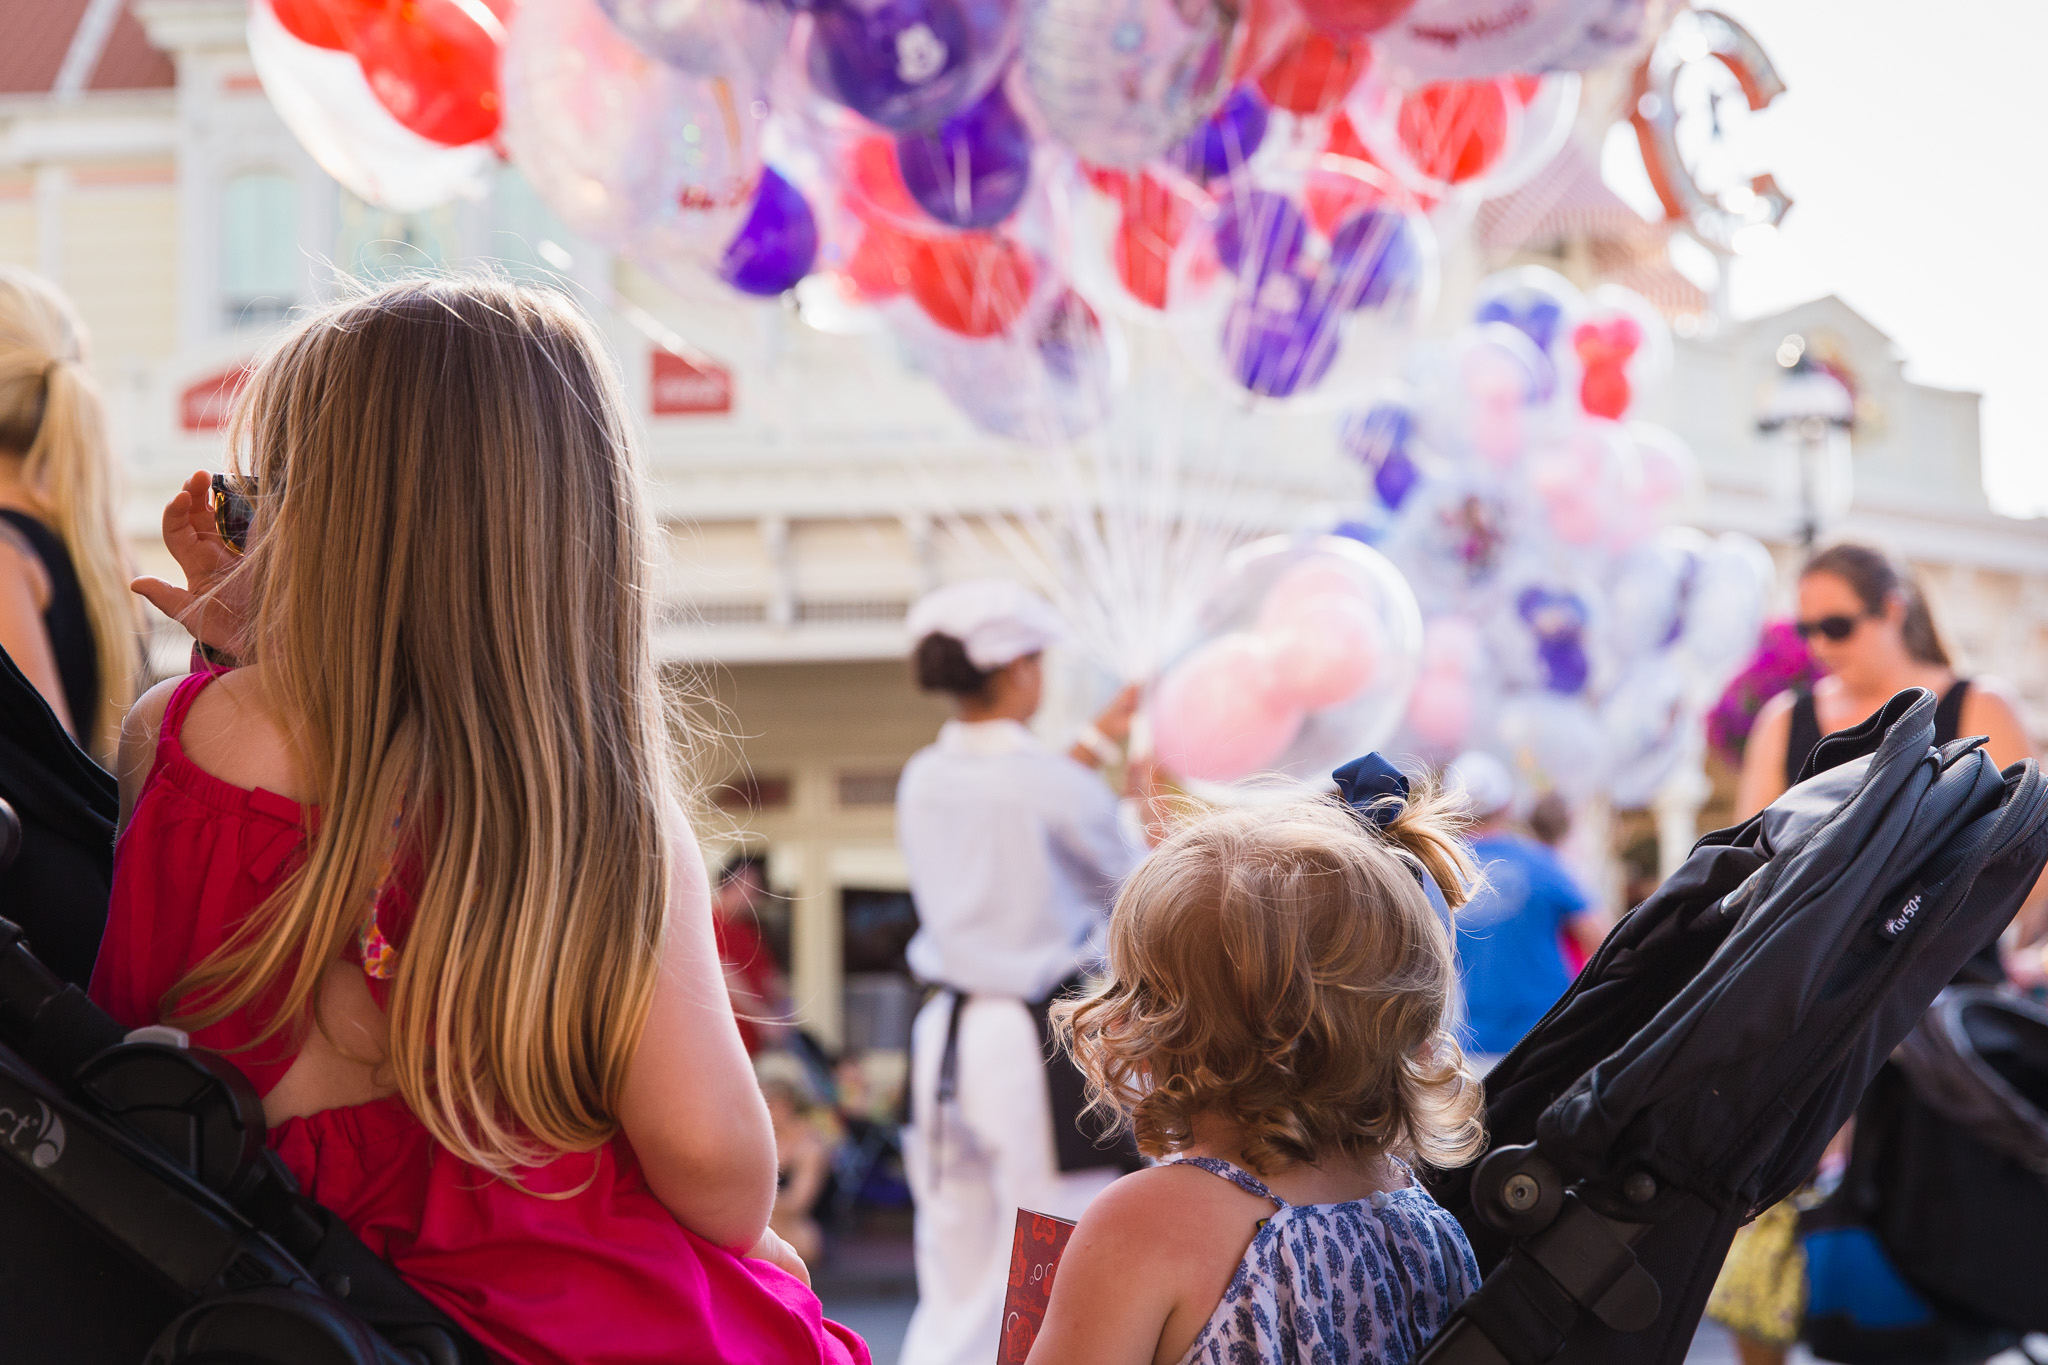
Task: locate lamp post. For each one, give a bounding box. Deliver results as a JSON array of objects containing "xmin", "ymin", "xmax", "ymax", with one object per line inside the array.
[{"xmin": 1756, "ymin": 334, "xmax": 1855, "ymax": 551}]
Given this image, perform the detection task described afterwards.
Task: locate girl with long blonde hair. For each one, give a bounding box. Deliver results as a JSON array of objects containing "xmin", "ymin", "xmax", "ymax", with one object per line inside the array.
[
  {"xmin": 94, "ymin": 277, "xmax": 867, "ymax": 1365},
  {"xmin": 0, "ymin": 266, "xmax": 139, "ymax": 763}
]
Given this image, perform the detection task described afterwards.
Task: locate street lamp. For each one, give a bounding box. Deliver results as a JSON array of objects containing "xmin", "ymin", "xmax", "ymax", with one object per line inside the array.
[{"xmin": 1756, "ymin": 333, "xmax": 1855, "ymax": 550}]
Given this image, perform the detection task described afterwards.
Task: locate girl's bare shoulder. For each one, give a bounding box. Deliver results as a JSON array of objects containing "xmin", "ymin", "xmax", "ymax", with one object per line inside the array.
[{"xmin": 1072, "ymin": 1161, "xmax": 1273, "ymax": 1263}]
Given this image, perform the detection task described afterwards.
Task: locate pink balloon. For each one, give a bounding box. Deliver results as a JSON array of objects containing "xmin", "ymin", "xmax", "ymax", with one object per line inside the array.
[
  {"xmin": 1407, "ymin": 676, "xmax": 1472, "ymax": 747},
  {"xmin": 1265, "ymin": 597, "xmax": 1380, "ymax": 711},
  {"xmin": 1151, "ymin": 635, "xmax": 1305, "ymax": 782},
  {"xmin": 1258, "ymin": 560, "xmax": 1368, "ymax": 628}
]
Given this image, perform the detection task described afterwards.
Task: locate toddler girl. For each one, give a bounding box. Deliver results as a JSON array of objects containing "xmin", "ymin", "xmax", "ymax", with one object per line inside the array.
[
  {"xmin": 1028, "ymin": 764, "xmax": 1486, "ymax": 1365},
  {"xmin": 95, "ymin": 277, "xmax": 865, "ymax": 1365}
]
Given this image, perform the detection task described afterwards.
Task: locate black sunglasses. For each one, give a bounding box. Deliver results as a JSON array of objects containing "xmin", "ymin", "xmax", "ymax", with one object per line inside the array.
[
  {"xmin": 209, "ymin": 473, "xmax": 257, "ymax": 555},
  {"xmin": 1795, "ymin": 613, "xmax": 1870, "ymax": 643}
]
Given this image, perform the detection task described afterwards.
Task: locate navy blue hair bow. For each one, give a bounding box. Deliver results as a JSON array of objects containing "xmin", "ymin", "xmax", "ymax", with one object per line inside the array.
[
  {"xmin": 1332, "ymin": 752, "xmax": 1410, "ymax": 828},
  {"xmin": 1332, "ymin": 752, "xmax": 1453, "ymax": 928}
]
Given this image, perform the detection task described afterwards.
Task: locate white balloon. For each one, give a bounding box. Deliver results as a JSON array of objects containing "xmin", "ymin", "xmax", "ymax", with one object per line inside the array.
[{"xmin": 247, "ymin": 0, "xmax": 492, "ymax": 214}]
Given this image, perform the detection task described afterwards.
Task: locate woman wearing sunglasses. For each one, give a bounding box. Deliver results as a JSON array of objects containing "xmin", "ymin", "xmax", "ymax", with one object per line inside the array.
[{"xmin": 1735, "ymin": 542, "xmax": 2034, "ymax": 822}]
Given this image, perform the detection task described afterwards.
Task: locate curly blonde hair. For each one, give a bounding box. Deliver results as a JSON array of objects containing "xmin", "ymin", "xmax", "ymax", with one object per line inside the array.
[{"xmin": 1053, "ymin": 785, "xmax": 1485, "ymax": 1176}]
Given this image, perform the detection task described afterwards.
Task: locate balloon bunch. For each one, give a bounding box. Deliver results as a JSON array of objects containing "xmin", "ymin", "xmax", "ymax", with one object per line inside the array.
[
  {"xmin": 1337, "ymin": 267, "xmax": 1773, "ymax": 810},
  {"xmin": 1150, "ymin": 535, "xmax": 1423, "ymax": 788},
  {"xmin": 246, "ymin": 0, "xmax": 1656, "ymax": 439}
]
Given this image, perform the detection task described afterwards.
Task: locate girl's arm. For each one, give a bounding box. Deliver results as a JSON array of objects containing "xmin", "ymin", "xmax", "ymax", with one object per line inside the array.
[
  {"xmin": 1027, "ymin": 1166, "xmax": 1254, "ymax": 1365},
  {"xmin": 0, "ymin": 526, "xmax": 73, "ymax": 738},
  {"xmin": 617, "ymin": 815, "xmax": 779, "ymax": 1253},
  {"xmin": 116, "ymin": 678, "xmax": 180, "ymax": 834},
  {"xmin": 1027, "ymin": 1176, "xmax": 1180, "ymax": 1365}
]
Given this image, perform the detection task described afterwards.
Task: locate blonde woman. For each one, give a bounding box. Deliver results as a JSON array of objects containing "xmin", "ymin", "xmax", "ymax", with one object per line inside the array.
[
  {"xmin": 92, "ymin": 279, "xmax": 866, "ymax": 1365},
  {"xmin": 0, "ymin": 267, "xmax": 138, "ymax": 762}
]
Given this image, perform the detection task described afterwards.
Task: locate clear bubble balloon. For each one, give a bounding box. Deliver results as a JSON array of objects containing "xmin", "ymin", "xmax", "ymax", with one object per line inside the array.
[
  {"xmin": 1020, "ymin": 0, "xmax": 1236, "ymax": 169},
  {"xmin": 597, "ymin": 0, "xmax": 789, "ymax": 77},
  {"xmin": 1494, "ymin": 690, "xmax": 1608, "ymax": 803},
  {"xmin": 1149, "ymin": 534, "xmax": 1422, "ymax": 793},
  {"xmin": 502, "ymin": 0, "xmax": 765, "ymax": 253},
  {"xmin": 247, "ymin": 0, "xmax": 492, "ymax": 213},
  {"xmin": 894, "ymin": 283, "xmax": 1119, "ymax": 441},
  {"xmin": 1370, "ymin": 0, "xmax": 1624, "ymax": 85}
]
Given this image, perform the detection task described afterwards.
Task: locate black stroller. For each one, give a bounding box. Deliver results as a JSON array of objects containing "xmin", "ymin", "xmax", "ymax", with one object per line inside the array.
[
  {"xmin": 0, "ymin": 645, "xmax": 487, "ymax": 1364},
  {"xmin": 1419, "ymin": 689, "xmax": 2048, "ymax": 1365}
]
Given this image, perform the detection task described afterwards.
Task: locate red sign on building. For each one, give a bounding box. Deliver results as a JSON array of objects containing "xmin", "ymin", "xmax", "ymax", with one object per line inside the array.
[
  {"xmin": 179, "ymin": 365, "xmax": 253, "ymax": 431},
  {"xmin": 650, "ymin": 348, "xmax": 732, "ymax": 416}
]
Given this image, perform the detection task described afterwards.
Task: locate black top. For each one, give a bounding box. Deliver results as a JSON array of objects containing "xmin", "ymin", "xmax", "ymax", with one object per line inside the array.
[
  {"xmin": 0, "ymin": 508, "xmax": 99, "ymax": 739},
  {"xmin": 1785, "ymin": 679, "xmax": 1971, "ymax": 788}
]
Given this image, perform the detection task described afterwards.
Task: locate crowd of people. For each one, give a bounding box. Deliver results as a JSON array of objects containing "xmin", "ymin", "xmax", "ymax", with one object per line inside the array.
[{"xmin": 0, "ymin": 266, "xmax": 2043, "ymax": 1365}]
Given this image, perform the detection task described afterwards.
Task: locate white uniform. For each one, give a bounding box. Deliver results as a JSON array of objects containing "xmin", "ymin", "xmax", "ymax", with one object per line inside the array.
[{"xmin": 896, "ymin": 719, "xmax": 1143, "ymax": 1365}]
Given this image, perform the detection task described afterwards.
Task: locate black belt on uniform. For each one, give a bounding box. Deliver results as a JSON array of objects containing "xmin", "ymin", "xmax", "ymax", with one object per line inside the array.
[{"xmin": 926, "ymin": 975, "xmax": 1142, "ymax": 1175}]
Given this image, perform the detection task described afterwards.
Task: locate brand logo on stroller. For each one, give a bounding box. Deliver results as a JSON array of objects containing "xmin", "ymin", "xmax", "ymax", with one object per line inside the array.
[
  {"xmin": 0, "ymin": 1099, "xmax": 65, "ymax": 1168},
  {"xmin": 1881, "ymin": 893, "xmax": 1923, "ymax": 940}
]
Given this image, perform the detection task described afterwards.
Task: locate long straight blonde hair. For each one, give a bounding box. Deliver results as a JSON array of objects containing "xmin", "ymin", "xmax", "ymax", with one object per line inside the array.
[
  {"xmin": 0, "ymin": 267, "xmax": 139, "ymax": 760},
  {"xmin": 167, "ymin": 276, "xmax": 678, "ymax": 1178}
]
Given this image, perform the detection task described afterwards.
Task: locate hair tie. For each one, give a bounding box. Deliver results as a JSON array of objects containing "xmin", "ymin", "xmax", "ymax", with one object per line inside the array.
[{"xmin": 1332, "ymin": 751, "xmax": 1454, "ymax": 928}]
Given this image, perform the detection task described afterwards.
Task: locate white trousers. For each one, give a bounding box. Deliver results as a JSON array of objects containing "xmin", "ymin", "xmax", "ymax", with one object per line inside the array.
[{"xmin": 898, "ymin": 994, "xmax": 1120, "ymax": 1365}]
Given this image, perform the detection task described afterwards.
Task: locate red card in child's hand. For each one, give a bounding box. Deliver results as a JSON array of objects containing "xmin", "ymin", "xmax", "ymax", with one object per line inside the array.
[{"xmin": 999, "ymin": 1207, "xmax": 1077, "ymax": 1364}]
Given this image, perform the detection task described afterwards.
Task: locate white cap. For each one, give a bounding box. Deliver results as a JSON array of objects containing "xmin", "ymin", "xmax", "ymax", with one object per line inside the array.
[
  {"xmin": 1446, "ymin": 750, "xmax": 1515, "ymax": 819},
  {"xmin": 906, "ymin": 579, "xmax": 1068, "ymax": 670}
]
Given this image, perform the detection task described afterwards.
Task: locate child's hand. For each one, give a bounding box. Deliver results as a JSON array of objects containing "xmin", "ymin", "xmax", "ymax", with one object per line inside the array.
[
  {"xmin": 132, "ymin": 470, "xmax": 248, "ymax": 658},
  {"xmin": 745, "ymin": 1225, "xmax": 811, "ymax": 1286}
]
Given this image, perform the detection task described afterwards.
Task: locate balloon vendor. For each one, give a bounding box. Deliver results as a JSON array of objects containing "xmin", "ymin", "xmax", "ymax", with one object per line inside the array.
[{"xmin": 893, "ymin": 579, "xmax": 1150, "ymax": 1365}]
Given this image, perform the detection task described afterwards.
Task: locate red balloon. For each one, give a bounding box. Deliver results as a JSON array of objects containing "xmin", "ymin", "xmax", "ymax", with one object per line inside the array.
[
  {"xmin": 1295, "ymin": 0, "xmax": 1417, "ymax": 38},
  {"xmin": 1395, "ymin": 81, "xmax": 1509, "ymax": 185},
  {"xmin": 844, "ymin": 220, "xmax": 913, "ymax": 300},
  {"xmin": 1324, "ymin": 110, "xmax": 1371, "ymax": 162},
  {"xmin": 1580, "ymin": 363, "xmax": 1631, "ymax": 419},
  {"xmin": 1508, "ymin": 74, "xmax": 1544, "ymax": 105},
  {"xmin": 1255, "ymin": 28, "xmax": 1369, "ymax": 115},
  {"xmin": 846, "ymin": 136, "xmax": 924, "ymax": 225},
  {"xmin": 271, "ymin": 0, "xmax": 376, "ymax": 50},
  {"xmin": 1079, "ymin": 162, "xmax": 1130, "ymax": 198},
  {"xmin": 350, "ymin": 0, "xmax": 508, "ymax": 147},
  {"xmin": 906, "ymin": 234, "xmax": 1035, "ymax": 337},
  {"xmin": 1111, "ymin": 175, "xmax": 1193, "ymax": 311}
]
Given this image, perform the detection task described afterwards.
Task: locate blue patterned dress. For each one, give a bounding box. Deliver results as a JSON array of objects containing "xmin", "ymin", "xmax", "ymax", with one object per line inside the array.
[{"xmin": 1169, "ymin": 1156, "xmax": 1480, "ymax": 1365}]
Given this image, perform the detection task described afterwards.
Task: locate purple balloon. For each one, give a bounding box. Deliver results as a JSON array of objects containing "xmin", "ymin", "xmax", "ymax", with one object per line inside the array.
[
  {"xmin": 1035, "ymin": 288, "xmax": 1101, "ymax": 383},
  {"xmin": 1324, "ymin": 207, "xmax": 1419, "ymax": 312},
  {"xmin": 1221, "ymin": 267, "xmax": 1338, "ymax": 399},
  {"xmin": 1171, "ymin": 86, "xmax": 1267, "ymax": 182},
  {"xmin": 719, "ymin": 168, "xmax": 819, "ymax": 297},
  {"xmin": 895, "ymin": 82, "xmax": 1031, "ymax": 229},
  {"xmin": 1341, "ymin": 402, "xmax": 1418, "ymax": 508},
  {"xmin": 808, "ymin": 0, "xmax": 1006, "ymax": 131},
  {"xmin": 1212, "ymin": 189, "xmax": 1305, "ymax": 281},
  {"xmin": 1517, "ymin": 586, "xmax": 1591, "ymax": 693}
]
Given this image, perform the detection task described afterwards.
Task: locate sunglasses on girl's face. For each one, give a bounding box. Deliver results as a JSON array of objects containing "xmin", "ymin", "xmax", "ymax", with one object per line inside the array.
[
  {"xmin": 209, "ymin": 473, "xmax": 256, "ymax": 555},
  {"xmin": 1795, "ymin": 613, "xmax": 1870, "ymax": 642}
]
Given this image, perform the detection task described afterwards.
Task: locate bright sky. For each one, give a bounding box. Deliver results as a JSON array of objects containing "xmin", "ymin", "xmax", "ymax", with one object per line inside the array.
[{"xmin": 1600, "ymin": 0, "xmax": 2048, "ymax": 517}]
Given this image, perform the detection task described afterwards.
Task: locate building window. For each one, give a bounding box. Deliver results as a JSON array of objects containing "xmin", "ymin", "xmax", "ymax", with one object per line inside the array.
[
  {"xmin": 488, "ymin": 164, "xmax": 579, "ymax": 284},
  {"xmin": 219, "ymin": 170, "xmax": 300, "ymax": 327},
  {"xmin": 334, "ymin": 191, "xmax": 459, "ymax": 281}
]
